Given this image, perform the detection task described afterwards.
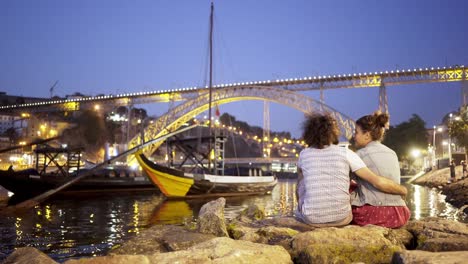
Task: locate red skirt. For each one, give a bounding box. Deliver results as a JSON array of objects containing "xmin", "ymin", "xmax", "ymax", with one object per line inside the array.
[{"xmin": 351, "ymin": 204, "xmax": 410, "ymax": 228}]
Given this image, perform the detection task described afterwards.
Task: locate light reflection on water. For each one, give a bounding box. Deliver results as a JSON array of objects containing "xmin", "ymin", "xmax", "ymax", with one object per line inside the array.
[{"xmin": 0, "ymin": 180, "xmax": 466, "ymax": 262}]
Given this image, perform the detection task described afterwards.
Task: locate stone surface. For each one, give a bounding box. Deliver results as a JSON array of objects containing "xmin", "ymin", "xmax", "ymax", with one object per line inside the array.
[
  {"xmin": 386, "ymin": 228, "xmax": 415, "ymax": 249},
  {"xmin": 257, "ymin": 216, "xmax": 315, "ymax": 232},
  {"xmin": 197, "ymin": 197, "xmax": 229, "ymax": 237},
  {"xmin": 404, "ymin": 218, "xmax": 468, "ymax": 252},
  {"xmin": 291, "ymin": 225, "xmax": 405, "ymax": 264},
  {"xmin": 237, "ymin": 203, "xmax": 266, "ymax": 222},
  {"xmin": 110, "ymin": 224, "xmax": 215, "ymax": 255},
  {"xmin": 442, "ymin": 178, "xmax": 468, "ymax": 208},
  {"xmin": 392, "ymin": 250, "xmax": 468, "ymax": 264},
  {"xmin": 2, "ymin": 247, "xmax": 57, "ymax": 264},
  {"xmin": 65, "ymin": 237, "xmax": 292, "ymax": 264}
]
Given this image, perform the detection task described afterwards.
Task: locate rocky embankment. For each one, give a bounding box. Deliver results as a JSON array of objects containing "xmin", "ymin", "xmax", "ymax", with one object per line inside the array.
[
  {"xmin": 3, "ymin": 197, "xmax": 468, "ymax": 264},
  {"xmin": 412, "ymin": 166, "xmax": 468, "ymax": 214}
]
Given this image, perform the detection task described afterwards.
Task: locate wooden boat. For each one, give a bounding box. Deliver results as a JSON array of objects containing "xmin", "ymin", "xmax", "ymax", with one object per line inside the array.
[
  {"xmin": 135, "ymin": 3, "xmax": 277, "ymax": 198},
  {"xmin": 0, "ymin": 166, "xmax": 155, "ymax": 197},
  {"xmin": 135, "ymin": 151, "xmax": 277, "ymax": 198}
]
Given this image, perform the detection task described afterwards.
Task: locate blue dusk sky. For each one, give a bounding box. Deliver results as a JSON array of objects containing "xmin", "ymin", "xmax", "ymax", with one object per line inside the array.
[{"xmin": 1, "ymin": 0, "xmax": 467, "ymax": 138}]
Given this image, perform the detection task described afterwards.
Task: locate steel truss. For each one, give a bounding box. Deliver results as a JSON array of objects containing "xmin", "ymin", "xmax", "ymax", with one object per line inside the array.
[{"xmin": 128, "ymin": 86, "xmax": 356, "ymax": 159}]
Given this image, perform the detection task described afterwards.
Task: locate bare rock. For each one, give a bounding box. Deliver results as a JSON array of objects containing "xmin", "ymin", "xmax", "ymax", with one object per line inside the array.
[
  {"xmin": 291, "ymin": 225, "xmax": 405, "ymax": 264},
  {"xmin": 227, "ymin": 220, "xmax": 266, "ymax": 243},
  {"xmin": 386, "ymin": 228, "xmax": 415, "ymax": 249},
  {"xmin": 154, "ymin": 237, "xmax": 292, "ymax": 264},
  {"xmin": 2, "ymin": 247, "xmax": 57, "ymax": 264},
  {"xmin": 442, "ymin": 178, "xmax": 468, "ymax": 208},
  {"xmin": 257, "ymin": 226, "xmax": 299, "ymax": 252},
  {"xmin": 110, "ymin": 225, "xmax": 215, "ymax": 255},
  {"xmin": 236, "ymin": 203, "xmax": 266, "ymax": 222},
  {"xmin": 197, "ymin": 197, "xmax": 229, "ymax": 237},
  {"xmin": 257, "ymin": 216, "xmax": 316, "ymax": 232},
  {"xmin": 392, "ymin": 250, "xmax": 468, "ymax": 264},
  {"xmin": 404, "ymin": 218, "xmax": 468, "ymax": 251},
  {"xmin": 64, "ymin": 255, "xmax": 150, "ymax": 264},
  {"xmin": 65, "ymin": 237, "xmax": 292, "ymax": 264}
]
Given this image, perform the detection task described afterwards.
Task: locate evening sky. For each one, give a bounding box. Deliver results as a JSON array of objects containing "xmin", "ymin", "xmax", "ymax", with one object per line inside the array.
[{"xmin": 1, "ymin": 0, "xmax": 467, "ymax": 137}]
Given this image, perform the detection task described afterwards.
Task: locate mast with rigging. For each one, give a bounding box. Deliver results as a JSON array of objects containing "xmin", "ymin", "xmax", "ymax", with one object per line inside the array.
[{"xmin": 208, "ymin": 2, "xmax": 214, "ymax": 173}]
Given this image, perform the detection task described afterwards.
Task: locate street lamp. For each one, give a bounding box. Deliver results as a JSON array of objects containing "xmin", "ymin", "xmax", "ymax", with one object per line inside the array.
[
  {"xmin": 433, "ymin": 126, "xmax": 443, "ymax": 159},
  {"xmin": 448, "ymin": 113, "xmax": 452, "ymax": 161},
  {"xmin": 432, "ymin": 126, "xmax": 436, "ymax": 166}
]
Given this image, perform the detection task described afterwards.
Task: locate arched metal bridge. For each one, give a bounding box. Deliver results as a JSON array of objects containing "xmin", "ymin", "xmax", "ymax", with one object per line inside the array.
[
  {"xmin": 129, "ymin": 86, "xmax": 355, "ymax": 157},
  {"xmin": 1, "ymin": 65, "xmax": 466, "ymax": 114}
]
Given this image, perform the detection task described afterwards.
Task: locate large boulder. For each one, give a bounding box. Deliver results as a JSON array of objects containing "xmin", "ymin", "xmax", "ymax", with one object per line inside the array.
[
  {"xmin": 110, "ymin": 224, "xmax": 215, "ymax": 255},
  {"xmin": 405, "ymin": 218, "xmax": 468, "ymax": 251},
  {"xmin": 392, "ymin": 250, "xmax": 468, "ymax": 264},
  {"xmin": 197, "ymin": 197, "xmax": 229, "ymax": 237},
  {"xmin": 291, "ymin": 225, "xmax": 407, "ymax": 264},
  {"xmin": 2, "ymin": 247, "xmax": 57, "ymax": 264},
  {"xmin": 65, "ymin": 237, "xmax": 292, "ymax": 264}
]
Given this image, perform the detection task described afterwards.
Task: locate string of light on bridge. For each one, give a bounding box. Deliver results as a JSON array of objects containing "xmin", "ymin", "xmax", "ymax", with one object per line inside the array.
[{"xmin": 1, "ymin": 65, "xmax": 466, "ymax": 110}]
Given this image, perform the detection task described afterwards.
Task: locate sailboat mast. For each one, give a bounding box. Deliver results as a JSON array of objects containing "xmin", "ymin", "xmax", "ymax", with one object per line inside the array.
[{"xmin": 208, "ymin": 2, "xmax": 214, "ymax": 172}]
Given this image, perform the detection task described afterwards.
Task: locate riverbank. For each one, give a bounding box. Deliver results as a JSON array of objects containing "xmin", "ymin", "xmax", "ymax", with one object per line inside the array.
[
  {"xmin": 3, "ymin": 198, "xmax": 467, "ymax": 263},
  {"xmin": 411, "ymin": 166, "xmax": 467, "ymax": 214}
]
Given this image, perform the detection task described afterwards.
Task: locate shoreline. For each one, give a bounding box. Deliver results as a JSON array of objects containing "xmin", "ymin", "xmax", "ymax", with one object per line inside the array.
[{"xmin": 411, "ymin": 166, "xmax": 467, "ymax": 214}]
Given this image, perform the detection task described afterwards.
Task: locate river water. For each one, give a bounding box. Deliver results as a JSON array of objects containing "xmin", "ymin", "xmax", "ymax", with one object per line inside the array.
[{"xmin": 0, "ymin": 179, "xmax": 466, "ymax": 262}]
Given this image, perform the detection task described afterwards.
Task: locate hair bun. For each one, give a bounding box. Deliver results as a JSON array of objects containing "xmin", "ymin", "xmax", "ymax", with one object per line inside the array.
[{"xmin": 374, "ymin": 112, "xmax": 389, "ymax": 127}]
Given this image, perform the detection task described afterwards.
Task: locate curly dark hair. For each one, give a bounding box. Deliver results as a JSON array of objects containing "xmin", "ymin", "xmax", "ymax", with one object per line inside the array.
[
  {"xmin": 302, "ymin": 113, "xmax": 340, "ymax": 149},
  {"xmin": 356, "ymin": 111, "xmax": 389, "ymax": 141}
]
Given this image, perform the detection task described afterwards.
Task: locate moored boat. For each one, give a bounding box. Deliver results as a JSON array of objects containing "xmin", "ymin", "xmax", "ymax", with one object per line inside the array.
[
  {"xmin": 0, "ymin": 166, "xmax": 155, "ymax": 197},
  {"xmin": 135, "ymin": 151, "xmax": 277, "ymax": 198}
]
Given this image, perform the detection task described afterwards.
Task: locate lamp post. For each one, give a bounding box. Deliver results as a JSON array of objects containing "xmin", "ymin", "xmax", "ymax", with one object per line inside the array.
[
  {"xmin": 448, "ymin": 113, "xmax": 452, "ymax": 161},
  {"xmin": 432, "ymin": 125, "xmax": 436, "ymax": 166}
]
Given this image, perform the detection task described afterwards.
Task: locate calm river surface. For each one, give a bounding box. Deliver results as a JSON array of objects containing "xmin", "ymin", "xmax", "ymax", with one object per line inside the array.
[{"xmin": 0, "ymin": 179, "xmax": 466, "ymax": 262}]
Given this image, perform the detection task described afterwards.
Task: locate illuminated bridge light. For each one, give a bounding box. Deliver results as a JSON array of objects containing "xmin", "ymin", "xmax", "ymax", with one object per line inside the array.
[{"xmin": 431, "ymin": 67, "xmax": 434, "ymax": 70}]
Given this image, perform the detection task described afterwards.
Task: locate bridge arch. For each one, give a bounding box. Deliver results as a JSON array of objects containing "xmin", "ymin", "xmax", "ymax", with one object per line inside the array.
[{"xmin": 129, "ymin": 86, "xmax": 355, "ymax": 156}]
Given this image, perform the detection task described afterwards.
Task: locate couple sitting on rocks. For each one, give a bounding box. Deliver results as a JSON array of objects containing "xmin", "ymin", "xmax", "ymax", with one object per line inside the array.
[{"xmin": 296, "ymin": 111, "xmax": 410, "ymax": 228}]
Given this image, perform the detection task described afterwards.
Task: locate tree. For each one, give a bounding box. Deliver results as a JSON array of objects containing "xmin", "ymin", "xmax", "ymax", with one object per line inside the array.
[
  {"xmin": 449, "ymin": 106, "xmax": 468, "ymax": 158},
  {"xmin": 62, "ymin": 110, "xmax": 107, "ymax": 162},
  {"xmin": 383, "ymin": 114, "xmax": 428, "ymax": 161}
]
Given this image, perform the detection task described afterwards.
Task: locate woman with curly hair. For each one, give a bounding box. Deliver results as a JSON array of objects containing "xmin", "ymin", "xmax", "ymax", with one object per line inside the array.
[
  {"xmin": 296, "ymin": 113, "xmax": 407, "ymax": 227},
  {"xmin": 351, "ymin": 111, "xmax": 410, "ymax": 228}
]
